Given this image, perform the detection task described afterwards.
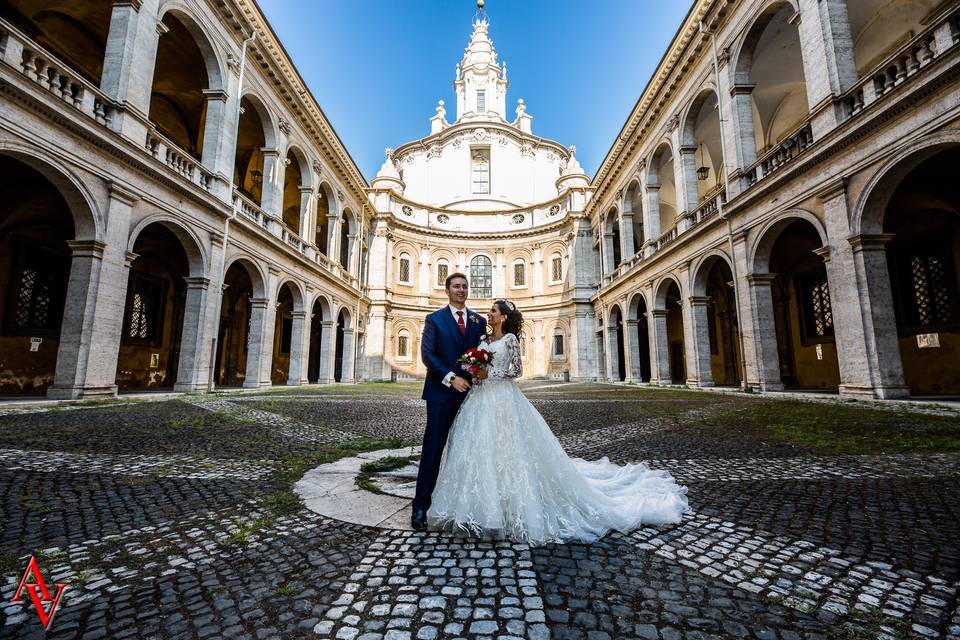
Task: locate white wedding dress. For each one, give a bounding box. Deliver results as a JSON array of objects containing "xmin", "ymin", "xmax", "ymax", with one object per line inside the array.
[{"xmin": 429, "ymin": 332, "xmax": 689, "ymax": 545}]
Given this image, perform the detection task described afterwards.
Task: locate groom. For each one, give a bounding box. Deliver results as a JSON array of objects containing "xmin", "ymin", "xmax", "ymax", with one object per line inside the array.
[{"xmin": 412, "ymin": 272, "xmax": 487, "ymax": 531}]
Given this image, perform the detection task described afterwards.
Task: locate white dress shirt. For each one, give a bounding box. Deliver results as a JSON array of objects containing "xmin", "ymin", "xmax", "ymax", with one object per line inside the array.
[{"xmin": 442, "ymin": 304, "xmax": 469, "ymax": 387}]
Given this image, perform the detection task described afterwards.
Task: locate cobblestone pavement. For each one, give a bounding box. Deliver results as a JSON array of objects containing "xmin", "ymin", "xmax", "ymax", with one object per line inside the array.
[{"xmin": 0, "ymin": 382, "xmax": 958, "ymax": 639}]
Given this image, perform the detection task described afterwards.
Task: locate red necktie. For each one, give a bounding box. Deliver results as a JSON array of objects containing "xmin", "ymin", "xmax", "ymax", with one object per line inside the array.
[{"xmin": 456, "ymin": 311, "xmax": 466, "ymax": 336}]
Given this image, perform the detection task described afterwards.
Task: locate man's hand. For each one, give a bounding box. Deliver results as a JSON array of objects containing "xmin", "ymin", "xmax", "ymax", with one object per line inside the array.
[
  {"xmin": 451, "ymin": 377, "xmax": 471, "ymax": 393},
  {"xmin": 476, "ymin": 369, "xmax": 488, "ymax": 381}
]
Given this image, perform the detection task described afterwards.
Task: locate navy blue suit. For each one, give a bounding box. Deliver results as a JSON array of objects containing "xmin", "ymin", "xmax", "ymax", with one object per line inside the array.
[{"xmin": 414, "ymin": 306, "xmax": 487, "ymax": 513}]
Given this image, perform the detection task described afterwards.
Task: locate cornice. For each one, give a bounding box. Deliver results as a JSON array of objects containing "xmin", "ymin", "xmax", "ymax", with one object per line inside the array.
[
  {"xmin": 222, "ymin": 0, "xmax": 370, "ymax": 205},
  {"xmin": 393, "ymin": 120, "xmax": 570, "ymax": 159},
  {"xmin": 589, "ymin": 0, "xmax": 733, "ymax": 210},
  {"xmin": 385, "ymin": 215, "xmax": 573, "ymax": 241}
]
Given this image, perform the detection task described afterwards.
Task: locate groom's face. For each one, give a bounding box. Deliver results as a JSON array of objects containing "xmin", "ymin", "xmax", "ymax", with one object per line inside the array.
[{"xmin": 447, "ymin": 277, "xmax": 469, "ymax": 306}]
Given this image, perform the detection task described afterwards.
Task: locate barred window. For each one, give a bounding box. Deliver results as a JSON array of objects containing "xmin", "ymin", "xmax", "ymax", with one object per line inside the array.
[
  {"xmin": 7, "ymin": 247, "xmax": 67, "ymax": 336},
  {"xmin": 513, "ymin": 260, "xmax": 526, "ymax": 287},
  {"xmin": 471, "ymin": 149, "xmax": 490, "ymax": 195},
  {"xmin": 126, "ymin": 274, "xmax": 165, "ymax": 344},
  {"xmin": 796, "ymin": 270, "xmax": 834, "ymax": 344},
  {"xmin": 892, "ymin": 240, "xmax": 960, "ymax": 334},
  {"xmin": 550, "ymin": 254, "xmax": 563, "ymax": 283},
  {"xmin": 553, "ymin": 333, "xmax": 565, "ymax": 357},
  {"xmin": 470, "ymin": 255, "xmax": 492, "ymax": 298},
  {"xmin": 397, "ymin": 330, "xmax": 410, "ymax": 358},
  {"xmin": 436, "ymin": 259, "xmax": 449, "ymax": 288},
  {"xmin": 398, "ymin": 253, "xmax": 411, "ymax": 284},
  {"xmin": 477, "ymin": 90, "xmax": 486, "ymax": 113}
]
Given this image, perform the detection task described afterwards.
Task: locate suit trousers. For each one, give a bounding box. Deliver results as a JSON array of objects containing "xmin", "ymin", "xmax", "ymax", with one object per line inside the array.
[{"xmin": 413, "ymin": 396, "xmax": 466, "ymax": 512}]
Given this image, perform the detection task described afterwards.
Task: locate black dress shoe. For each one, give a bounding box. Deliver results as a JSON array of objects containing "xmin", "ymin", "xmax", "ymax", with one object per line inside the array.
[{"xmin": 411, "ymin": 508, "xmax": 427, "ymax": 531}]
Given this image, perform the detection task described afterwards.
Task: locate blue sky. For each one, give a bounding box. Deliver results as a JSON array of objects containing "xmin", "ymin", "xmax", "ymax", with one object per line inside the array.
[{"xmin": 257, "ymin": 1, "xmax": 692, "ymax": 182}]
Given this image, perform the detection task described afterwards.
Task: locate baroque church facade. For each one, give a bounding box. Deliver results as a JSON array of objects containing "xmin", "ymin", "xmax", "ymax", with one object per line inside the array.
[{"xmin": 0, "ymin": 0, "xmax": 958, "ymax": 399}]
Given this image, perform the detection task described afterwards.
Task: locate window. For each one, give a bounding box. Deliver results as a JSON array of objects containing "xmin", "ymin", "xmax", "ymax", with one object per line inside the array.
[
  {"xmin": 125, "ymin": 273, "xmax": 166, "ymax": 344},
  {"xmin": 550, "ymin": 253, "xmax": 563, "ymax": 283},
  {"xmin": 6, "ymin": 246, "xmax": 67, "ymax": 337},
  {"xmin": 398, "ymin": 253, "xmax": 411, "ymax": 284},
  {"xmin": 553, "ymin": 333, "xmax": 565, "ymax": 357},
  {"xmin": 891, "ymin": 238, "xmax": 960, "ymax": 334},
  {"xmin": 397, "ymin": 330, "xmax": 410, "ymax": 358},
  {"xmin": 436, "ymin": 259, "xmax": 449, "ymax": 288},
  {"xmin": 477, "ymin": 90, "xmax": 486, "ymax": 113},
  {"xmin": 279, "ymin": 316, "xmax": 293, "ymax": 354},
  {"xmin": 796, "ymin": 269, "xmax": 834, "ymax": 344},
  {"xmin": 469, "ymin": 255, "xmax": 493, "ymax": 298},
  {"xmin": 471, "ymin": 149, "xmax": 490, "ymax": 195},
  {"xmin": 513, "ymin": 260, "xmax": 526, "ymax": 287}
]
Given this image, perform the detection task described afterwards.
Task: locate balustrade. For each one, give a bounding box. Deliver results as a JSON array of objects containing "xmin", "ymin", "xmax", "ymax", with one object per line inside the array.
[{"xmin": 145, "ymin": 129, "xmax": 213, "ymax": 192}]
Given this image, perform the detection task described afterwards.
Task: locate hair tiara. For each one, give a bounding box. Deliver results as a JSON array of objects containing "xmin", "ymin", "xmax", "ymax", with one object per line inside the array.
[{"xmin": 498, "ymin": 299, "xmax": 516, "ymax": 313}]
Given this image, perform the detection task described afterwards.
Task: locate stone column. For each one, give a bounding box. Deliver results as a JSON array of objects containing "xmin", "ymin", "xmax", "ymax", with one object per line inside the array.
[
  {"xmin": 602, "ymin": 229, "xmax": 616, "ymax": 273},
  {"xmin": 418, "ymin": 245, "xmax": 430, "ymax": 297},
  {"xmin": 49, "ymin": 184, "xmax": 138, "ymax": 399},
  {"xmin": 651, "ymin": 309, "xmax": 671, "ymax": 385},
  {"xmin": 626, "ymin": 319, "xmax": 641, "ymax": 381},
  {"xmin": 361, "ymin": 310, "xmax": 388, "ymax": 381},
  {"xmin": 493, "ymin": 248, "xmax": 505, "ymax": 298},
  {"xmin": 620, "ymin": 211, "xmax": 635, "ymax": 259},
  {"xmin": 286, "ymin": 310, "xmax": 308, "ymax": 386},
  {"xmin": 847, "ymin": 235, "xmax": 910, "ymax": 398},
  {"xmin": 298, "ymin": 187, "xmax": 313, "ymax": 240},
  {"xmin": 744, "ymin": 273, "xmax": 784, "ymax": 391},
  {"xmin": 642, "ymin": 184, "xmax": 661, "ymax": 257},
  {"xmin": 603, "ymin": 316, "xmax": 618, "ymax": 382},
  {"xmin": 532, "ymin": 244, "xmax": 544, "ymax": 294},
  {"xmin": 729, "ymin": 85, "xmax": 758, "ymax": 185},
  {"xmin": 569, "ymin": 302, "xmax": 599, "ymax": 381},
  {"xmin": 100, "ymin": 0, "xmax": 160, "ymax": 141},
  {"xmin": 242, "ymin": 297, "xmax": 270, "ymax": 388},
  {"xmin": 797, "ymin": 0, "xmax": 858, "ymax": 134},
  {"xmin": 327, "ymin": 214, "xmax": 341, "ymax": 263},
  {"xmin": 260, "ymin": 148, "xmax": 282, "ymax": 217},
  {"xmin": 620, "ymin": 303, "xmax": 635, "ymax": 383},
  {"xmin": 677, "ymin": 146, "xmax": 700, "ymax": 230},
  {"xmin": 341, "ymin": 328, "xmax": 356, "ymax": 383},
  {"xmin": 320, "ymin": 320, "xmax": 337, "ymax": 384},
  {"xmin": 688, "ymin": 296, "xmax": 714, "ymax": 387},
  {"xmin": 173, "ymin": 276, "xmax": 214, "ymax": 392},
  {"xmin": 200, "ymin": 89, "xmax": 231, "ymax": 181}
]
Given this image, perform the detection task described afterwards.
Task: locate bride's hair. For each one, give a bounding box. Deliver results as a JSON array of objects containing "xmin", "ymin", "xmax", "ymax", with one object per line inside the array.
[{"xmin": 494, "ymin": 299, "xmax": 524, "ymax": 339}]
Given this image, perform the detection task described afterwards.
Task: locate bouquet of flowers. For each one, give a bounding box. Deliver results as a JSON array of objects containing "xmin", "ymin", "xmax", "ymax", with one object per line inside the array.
[{"xmin": 458, "ymin": 347, "xmax": 493, "ymax": 384}]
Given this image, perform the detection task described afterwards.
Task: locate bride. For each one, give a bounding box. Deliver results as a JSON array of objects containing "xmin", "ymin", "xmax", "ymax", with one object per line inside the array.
[{"xmin": 428, "ymin": 299, "xmax": 689, "ymax": 545}]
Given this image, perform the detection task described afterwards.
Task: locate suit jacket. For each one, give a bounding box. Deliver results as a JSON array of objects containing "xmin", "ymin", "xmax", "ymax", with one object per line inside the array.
[{"xmin": 421, "ymin": 306, "xmax": 487, "ymax": 403}]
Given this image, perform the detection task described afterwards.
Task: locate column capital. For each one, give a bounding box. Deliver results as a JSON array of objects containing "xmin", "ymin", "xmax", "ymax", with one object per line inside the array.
[
  {"xmin": 815, "ymin": 177, "xmax": 848, "ymax": 203},
  {"xmin": 112, "ymin": 0, "xmax": 143, "ymax": 10},
  {"xmin": 729, "ymin": 83, "xmax": 756, "ymax": 96},
  {"xmin": 249, "ymin": 297, "xmax": 270, "ymax": 309},
  {"xmin": 746, "ymin": 272, "xmax": 777, "ymax": 285},
  {"xmin": 124, "ymin": 251, "xmax": 139, "ymax": 267},
  {"xmin": 67, "ymin": 239, "xmax": 107, "ymax": 258},
  {"xmin": 291, "ymin": 310, "xmax": 307, "ymax": 319},
  {"xmin": 108, "ymin": 181, "xmax": 139, "ymax": 205},
  {"xmin": 848, "ymin": 233, "xmax": 894, "ymax": 252},
  {"xmin": 202, "ymin": 89, "xmax": 229, "ymax": 103},
  {"xmin": 688, "ymin": 296, "xmax": 712, "ymax": 306},
  {"xmin": 651, "ymin": 309, "xmax": 669, "ymax": 318},
  {"xmin": 678, "ymin": 145, "xmax": 699, "ymax": 155},
  {"xmin": 183, "ymin": 276, "xmax": 211, "ymax": 289},
  {"xmin": 813, "ymin": 246, "xmax": 831, "ymax": 263}
]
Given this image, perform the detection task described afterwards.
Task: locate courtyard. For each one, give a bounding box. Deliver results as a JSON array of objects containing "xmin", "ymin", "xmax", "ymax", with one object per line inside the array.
[{"xmin": 0, "ymin": 383, "xmax": 958, "ymax": 639}]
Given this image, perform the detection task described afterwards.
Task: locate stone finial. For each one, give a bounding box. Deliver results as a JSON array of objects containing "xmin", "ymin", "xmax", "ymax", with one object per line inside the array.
[{"xmin": 436, "ymin": 100, "xmax": 446, "ymax": 120}]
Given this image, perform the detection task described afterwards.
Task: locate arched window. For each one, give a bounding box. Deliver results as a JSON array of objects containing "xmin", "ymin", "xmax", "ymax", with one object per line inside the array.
[
  {"xmin": 471, "ymin": 149, "xmax": 490, "ymax": 195},
  {"xmin": 398, "ymin": 253, "xmax": 412, "ymax": 284},
  {"xmin": 339, "ymin": 210, "xmax": 350, "ymax": 269},
  {"xmin": 549, "ymin": 253, "xmax": 563, "ymax": 284},
  {"xmin": 552, "ymin": 332, "xmax": 565, "ymax": 357},
  {"xmin": 436, "ymin": 258, "xmax": 450, "ymax": 288},
  {"xmin": 513, "ymin": 259, "xmax": 526, "ymax": 288},
  {"xmin": 469, "ymin": 255, "xmax": 492, "ymax": 298},
  {"xmin": 397, "ymin": 329, "xmax": 411, "ymax": 359}
]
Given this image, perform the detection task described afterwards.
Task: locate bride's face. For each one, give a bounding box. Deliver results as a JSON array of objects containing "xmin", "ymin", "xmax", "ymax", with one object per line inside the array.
[{"xmin": 487, "ymin": 305, "xmax": 504, "ymax": 327}]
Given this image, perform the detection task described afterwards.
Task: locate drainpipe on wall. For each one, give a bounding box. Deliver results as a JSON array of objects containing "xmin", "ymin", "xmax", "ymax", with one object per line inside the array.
[
  {"xmin": 701, "ymin": 20, "xmax": 750, "ymax": 391},
  {"xmin": 208, "ymin": 29, "xmax": 257, "ymax": 392}
]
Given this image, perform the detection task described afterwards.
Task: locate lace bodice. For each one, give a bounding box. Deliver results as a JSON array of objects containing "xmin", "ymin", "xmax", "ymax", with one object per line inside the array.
[{"xmin": 481, "ymin": 333, "xmax": 522, "ymax": 379}]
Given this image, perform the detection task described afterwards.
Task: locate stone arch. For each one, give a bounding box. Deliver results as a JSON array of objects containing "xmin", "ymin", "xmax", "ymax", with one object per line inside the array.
[
  {"xmin": 680, "ymin": 86, "xmax": 724, "ymax": 202},
  {"xmin": 749, "ymin": 209, "xmax": 828, "ymax": 274},
  {"xmin": 627, "ymin": 290, "xmax": 653, "ymax": 383},
  {"xmin": 155, "ymin": 4, "xmax": 225, "ymax": 91},
  {"xmin": 223, "ymin": 254, "xmax": 268, "ymax": 299},
  {"xmin": 0, "ymin": 144, "xmax": 102, "ymax": 241},
  {"xmin": 853, "ymin": 130, "xmax": 960, "ymax": 236},
  {"xmin": 730, "ymin": 0, "xmax": 802, "ymax": 86},
  {"xmin": 691, "ymin": 249, "xmax": 735, "ymax": 296},
  {"xmin": 240, "ymin": 93, "xmax": 279, "ymax": 150},
  {"xmin": 274, "ymin": 278, "xmax": 306, "ymax": 312},
  {"xmin": 126, "ymin": 213, "xmax": 208, "ymax": 277},
  {"xmin": 647, "ymin": 141, "xmax": 678, "ymax": 235},
  {"xmin": 307, "ymin": 292, "xmax": 333, "ymax": 384},
  {"xmin": 680, "ymin": 85, "xmax": 720, "ymax": 147},
  {"xmin": 624, "ymin": 178, "xmax": 644, "ymax": 253},
  {"xmin": 314, "ymin": 182, "xmax": 338, "ymax": 256},
  {"xmin": 285, "ymin": 145, "xmax": 313, "ymax": 189},
  {"xmin": 654, "ymin": 273, "xmax": 684, "ymax": 309}
]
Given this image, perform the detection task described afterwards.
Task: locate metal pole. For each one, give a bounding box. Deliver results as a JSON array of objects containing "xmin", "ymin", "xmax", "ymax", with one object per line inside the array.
[
  {"xmin": 702, "ymin": 21, "xmax": 750, "ymax": 391},
  {"xmin": 208, "ymin": 30, "xmax": 257, "ymax": 392}
]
